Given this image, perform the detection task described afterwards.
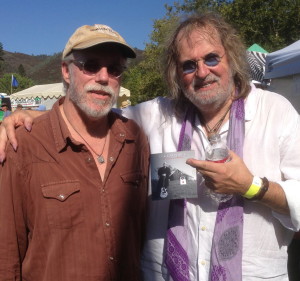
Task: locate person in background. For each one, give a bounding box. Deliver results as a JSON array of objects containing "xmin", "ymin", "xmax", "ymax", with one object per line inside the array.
[
  {"xmin": 1, "ymin": 102, "xmax": 11, "ymax": 119},
  {"xmin": 0, "ymin": 24, "xmax": 149, "ymax": 281},
  {"xmin": 15, "ymin": 104, "xmax": 23, "ymax": 111},
  {"xmin": 0, "ymin": 13, "xmax": 300, "ymax": 281}
]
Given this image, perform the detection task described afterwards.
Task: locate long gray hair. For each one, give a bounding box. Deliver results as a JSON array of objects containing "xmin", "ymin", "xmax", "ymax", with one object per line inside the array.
[{"xmin": 164, "ymin": 12, "xmax": 251, "ymax": 117}]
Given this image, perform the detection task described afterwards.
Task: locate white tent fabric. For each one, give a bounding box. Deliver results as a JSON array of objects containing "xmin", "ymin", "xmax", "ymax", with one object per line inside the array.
[
  {"xmin": 10, "ymin": 83, "xmax": 65, "ymax": 100},
  {"xmin": 265, "ymin": 40, "xmax": 300, "ymax": 79},
  {"xmin": 10, "ymin": 83, "xmax": 130, "ymax": 110},
  {"xmin": 264, "ymin": 40, "xmax": 300, "ymax": 114},
  {"xmin": 10, "ymin": 83, "xmax": 130, "ymax": 100}
]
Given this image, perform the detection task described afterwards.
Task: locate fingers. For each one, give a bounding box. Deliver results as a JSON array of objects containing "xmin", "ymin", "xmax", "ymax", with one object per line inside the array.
[
  {"xmin": 23, "ymin": 116, "xmax": 33, "ymax": 132},
  {"xmin": 186, "ymin": 158, "xmax": 225, "ymax": 174},
  {"xmin": 186, "ymin": 158, "xmax": 208, "ymax": 170},
  {"xmin": 203, "ymin": 175, "xmax": 216, "ymax": 190},
  {"xmin": 0, "ymin": 126, "xmax": 8, "ymax": 162},
  {"xmin": 5, "ymin": 124, "xmax": 19, "ymax": 151}
]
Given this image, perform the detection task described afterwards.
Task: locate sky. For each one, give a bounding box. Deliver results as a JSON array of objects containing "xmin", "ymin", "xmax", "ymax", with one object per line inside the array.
[{"xmin": 0, "ymin": 0, "xmax": 180, "ymax": 56}]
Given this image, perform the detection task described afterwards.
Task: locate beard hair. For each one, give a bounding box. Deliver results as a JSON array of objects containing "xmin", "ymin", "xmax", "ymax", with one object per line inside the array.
[
  {"xmin": 182, "ymin": 72, "xmax": 234, "ymax": 110},
  {"xmin": 69, "ymin": 80, "xmax": 118, "ymax": 119}
]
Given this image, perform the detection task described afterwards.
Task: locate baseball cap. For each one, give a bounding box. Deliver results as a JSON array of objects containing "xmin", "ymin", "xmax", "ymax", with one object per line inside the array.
[{"xmin": 62, "ymin": 24, "xmax": 136, "ymax": 59}]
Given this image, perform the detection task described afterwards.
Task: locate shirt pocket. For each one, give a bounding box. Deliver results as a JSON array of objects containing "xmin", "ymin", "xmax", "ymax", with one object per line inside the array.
[
  {"xmin": 120, "ymin": 171, "xmax": 143, "ymax": 189},
  {"xmin": 120, "ymin": 171, "xmax": 146, "ymax": 214},
  {"xmin": 41, "ymin": 180, "xmax": 83, "ymax": 229}
]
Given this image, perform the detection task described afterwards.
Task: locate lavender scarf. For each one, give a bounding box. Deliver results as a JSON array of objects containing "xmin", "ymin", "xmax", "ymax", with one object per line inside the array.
[{"xmin": 165, "ymin": 98, "xmax": 245, "ymax": 281}]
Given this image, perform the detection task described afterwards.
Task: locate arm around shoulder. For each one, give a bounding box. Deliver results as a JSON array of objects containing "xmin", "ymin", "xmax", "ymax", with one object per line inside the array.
[{"xmin": 0, "ymin": 109, "xmax": 47, "ymax": 161}]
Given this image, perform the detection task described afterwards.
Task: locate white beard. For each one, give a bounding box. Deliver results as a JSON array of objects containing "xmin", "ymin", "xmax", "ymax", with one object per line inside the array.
[{"xmin": 69, "ymin": 80, "xmax": 118, "ymax": 119}]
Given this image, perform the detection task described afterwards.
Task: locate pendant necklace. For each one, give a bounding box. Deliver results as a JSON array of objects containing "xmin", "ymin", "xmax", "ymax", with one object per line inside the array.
[
  {"xmin": 202, "ymin": 104, "xmax": 231, "ymax": 138},
  {"xmin": 62, "ymin": 106, "xmax": 109, "ymax": 164}
]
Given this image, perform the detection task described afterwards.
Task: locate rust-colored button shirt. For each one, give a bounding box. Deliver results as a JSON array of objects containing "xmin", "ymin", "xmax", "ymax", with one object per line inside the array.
[{"xmin": 0, "ymin": 99, "xmax": 149, "ymax": 281}]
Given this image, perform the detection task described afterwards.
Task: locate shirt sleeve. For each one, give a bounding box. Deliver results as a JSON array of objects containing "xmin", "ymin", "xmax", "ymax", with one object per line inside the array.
[
  {"xmin": 0, "ymin": 145, "xmax": 27, "ymax": 279},
  {"xmin": 272, "ymin": 106, "xmax": 300, "ymax": 231},
  {"xmin": 121, "ymin": 97, "xmax": 166, "ymax": 137}
]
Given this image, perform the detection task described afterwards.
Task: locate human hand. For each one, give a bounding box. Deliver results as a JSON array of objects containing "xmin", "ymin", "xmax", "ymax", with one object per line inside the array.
[
  {"xmin": 0, "ymin": 110, "xmax": 41, "ymax": 162},
  {"xmin": 186, "ymin": 151, "xmax": 253, "ymax": 195}
]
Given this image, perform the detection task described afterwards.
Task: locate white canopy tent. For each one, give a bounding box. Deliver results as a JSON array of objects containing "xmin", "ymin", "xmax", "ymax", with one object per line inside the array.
[
  {"xmin": 10, "ymin": 83, "xmax": 131, "ymax": 110},
  {"xmin": 265, "ymin": 40, "xmax": 300, "ymax": 113}
]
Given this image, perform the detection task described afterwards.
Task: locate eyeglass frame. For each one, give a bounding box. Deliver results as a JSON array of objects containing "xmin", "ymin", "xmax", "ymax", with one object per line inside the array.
[
  {"xmin": 68, "ymin": 59, "xmax": 127, "ymax": 79},
  {"xmin": 180, "ymin": 53, "xmax": 225, "ymax": 75}
]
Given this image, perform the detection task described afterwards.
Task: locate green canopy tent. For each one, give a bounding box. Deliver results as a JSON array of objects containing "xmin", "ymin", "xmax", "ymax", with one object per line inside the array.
[{"xmin": 248, "ymin": 43, "xmax": 268, "ymax": 53}]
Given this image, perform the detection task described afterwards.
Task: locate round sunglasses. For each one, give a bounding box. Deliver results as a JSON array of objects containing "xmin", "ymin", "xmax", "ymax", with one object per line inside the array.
[
  {"xmin": 71, "ymin": 60, "xmax": 126, "ymax": 78},
  {"xmin": 181, "ymin": 53, "xmax": 225, "ymax": 74}
]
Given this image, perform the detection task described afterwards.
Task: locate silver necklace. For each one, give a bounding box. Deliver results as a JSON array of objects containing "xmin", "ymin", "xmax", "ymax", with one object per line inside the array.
[
  {"xmin": 62, "ymin": 106, "xmax": 109, "ymax": 164},
  {"xmin": 201, "ymin": 105, "xmax": 231, "ymax": 138}
]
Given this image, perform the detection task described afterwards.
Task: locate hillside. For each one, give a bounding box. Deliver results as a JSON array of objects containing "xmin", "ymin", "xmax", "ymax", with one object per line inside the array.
[{"xmin": 2, "ymin": 48, "xmax": 144, "ymax": 85}]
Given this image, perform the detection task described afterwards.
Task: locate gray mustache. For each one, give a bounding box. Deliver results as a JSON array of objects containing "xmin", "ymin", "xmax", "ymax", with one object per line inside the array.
[{"xmin": 84, "ymin": 85, "xmax": 115, "ymax": 96}]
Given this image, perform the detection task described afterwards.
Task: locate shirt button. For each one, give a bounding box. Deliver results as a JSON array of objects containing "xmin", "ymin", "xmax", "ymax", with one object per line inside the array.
[
  {"xmin": 109, "ymin": 256, "xmax": 114, "ymax": 261},
  {"xmin": 86, "ymin": 157, "xmax": 92, "ymax": 163},
  {"xmin": 105, "ymin": 222, "xmax": 110, "ymax": 227},
  {"xmin": 200, "ymin": 260, "xmax": 206, "ymax": 266},
  {"xmin": 58, "ymin": 194, "xmax": 65, "ymax": 200},
  {"xmin": 201, "ymin": 226, "xmax": 206, "ymax": 231},
  {"xmin": 119, "ymin": 133, "xmax": 125, "ymax": 137},
  {"xmin": 109, "ymin": 156, "xmax": 114, "ymax": 162}
]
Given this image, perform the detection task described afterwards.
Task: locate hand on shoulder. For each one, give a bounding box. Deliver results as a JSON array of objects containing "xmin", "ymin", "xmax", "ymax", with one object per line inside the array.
[{"xmin": 0, "ymin": 109, "xmax": 45, "ymax": 162}]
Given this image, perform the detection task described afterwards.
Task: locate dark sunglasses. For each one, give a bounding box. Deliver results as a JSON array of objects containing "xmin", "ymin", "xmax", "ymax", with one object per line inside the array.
[
  {"xmin": 181, "ymin": 53, "xmax": 225, "ymax": 74},
  {"xmin": 71, "ymin": 60, "xmax": 126, "ymax": 78}
]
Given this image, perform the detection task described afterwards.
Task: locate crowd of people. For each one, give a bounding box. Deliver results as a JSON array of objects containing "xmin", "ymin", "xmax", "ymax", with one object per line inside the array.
[{"xmin": 0, "ymin": 12, "xmax": 299, "ymax": 281}]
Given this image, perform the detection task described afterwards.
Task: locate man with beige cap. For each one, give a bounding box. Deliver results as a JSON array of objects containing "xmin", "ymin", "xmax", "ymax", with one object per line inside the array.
[{"xmin": 0, "ymin": 24, "xmax": 149, "ymax": 281}]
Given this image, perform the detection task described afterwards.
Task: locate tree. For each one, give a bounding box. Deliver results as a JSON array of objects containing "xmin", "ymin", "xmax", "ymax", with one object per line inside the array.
[
  {"xmin": 166, "ymin": 0, "xmax": 300, "ymax": 51},
  {"xmin": 0, "ymin": 42, "xmax": 4, "ymax": 74},
  {"xmin": 218, "ymin": 0, "xmax": 300, "ymax": 51},
  {"xmin": 123, "ymin": 0, "xmax": 300, "ymax": 103},
  {"xmin": 122, "ymin": 15, "xmax": 179, "ymax": 104},
  {"xmin": 18, "ymin": 64, "xmax": 27, "ymax": 77},
  {"xmin": 0, "ymin": 73, "xmax": 34, "ymax": 95}
]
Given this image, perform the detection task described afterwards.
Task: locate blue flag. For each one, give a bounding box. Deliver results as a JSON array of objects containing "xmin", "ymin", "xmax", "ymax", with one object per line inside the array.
[{"xmin": 12, "ymin": 75, "xmax": 19, "ymax": 87}]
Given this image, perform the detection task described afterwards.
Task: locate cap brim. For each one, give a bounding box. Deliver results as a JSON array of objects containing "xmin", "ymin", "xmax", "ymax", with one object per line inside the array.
[{"xmin": 73, "ymin": 38, "xmax": 136, "ymax": 58}]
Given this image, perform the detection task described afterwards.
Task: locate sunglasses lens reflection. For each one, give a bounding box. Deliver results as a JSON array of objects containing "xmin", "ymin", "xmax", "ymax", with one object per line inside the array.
[
  {"xmin": 182, "ymin": 54, "xmax": 221, "ymax": 74},
  {"xmin": 182, "ymin": 60, "xmax": 197, "ymax": 74},
  {"xmin": 78, "ymin": 60, "xmax": 125, "ymax": 78}
]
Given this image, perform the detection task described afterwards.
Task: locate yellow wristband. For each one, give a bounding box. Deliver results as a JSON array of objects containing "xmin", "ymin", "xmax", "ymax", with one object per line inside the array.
[{"xmin": 243, "ymin": 176, "xmax": 262, "ymax": 199}]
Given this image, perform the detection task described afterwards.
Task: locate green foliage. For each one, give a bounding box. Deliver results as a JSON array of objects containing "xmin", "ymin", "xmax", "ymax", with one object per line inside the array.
[
  {"xmin": 0, "ymin": 73, "xmax": 34, "ymax": 95},
  {"xmin": 0, "ymin": 43, "xmax": 3, "ymax": 61},
  {"xmin": 0, "ymin": 42, "xmax": 4, "ymax": 73},
  {"xmin": 123, "ymin": 16, "xmax": 179, "ymax": 104},
  {"xmin": 18, "ymin": 64, "xmax": 26, "ymax": 77},
  {"xmin": 165, "ymin": 0, "xmax": 226, "ymax": 14},
  {"xmin": 166, "ymin": 0, "xmax": 300, "ymax": 51},
  {"xmin": 123, "ymin": 0, "xmax": 300, "ymax": 104},
  {"xmin": 218, "ymin": 0, "xmax": 300, "ymax": 51}
]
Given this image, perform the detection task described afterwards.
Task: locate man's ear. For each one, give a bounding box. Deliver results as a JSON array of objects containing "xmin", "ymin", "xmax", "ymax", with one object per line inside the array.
[{"xmin": 61, "ymin": 62, "xmax": 71, "ymax": 84}]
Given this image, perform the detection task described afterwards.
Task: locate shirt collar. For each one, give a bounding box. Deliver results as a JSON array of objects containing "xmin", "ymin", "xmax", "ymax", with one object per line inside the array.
[{"xmin": 50, "ymin": 97, "xmax": 135, "ymax": 153}]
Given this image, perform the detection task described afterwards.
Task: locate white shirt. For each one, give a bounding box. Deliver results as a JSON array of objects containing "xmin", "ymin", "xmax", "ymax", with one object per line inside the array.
[{"xmin": 122, "ymin": 86, "xmax": 300, "ymax": 280}]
